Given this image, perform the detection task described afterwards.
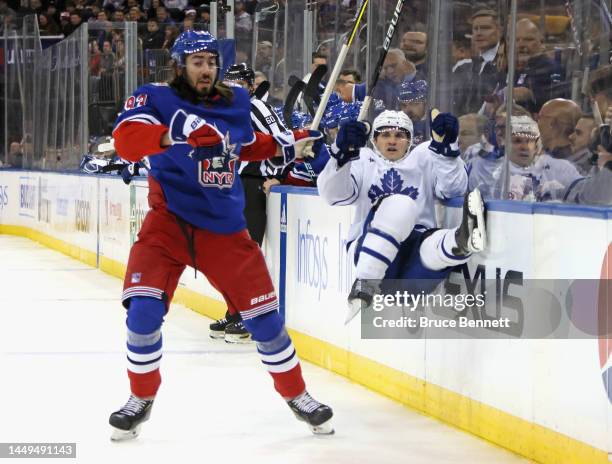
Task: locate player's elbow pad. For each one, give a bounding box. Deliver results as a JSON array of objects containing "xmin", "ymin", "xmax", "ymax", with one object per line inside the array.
[{"xmin": 113, "ymin": 121, "xmax": 169, "ymax": 161}]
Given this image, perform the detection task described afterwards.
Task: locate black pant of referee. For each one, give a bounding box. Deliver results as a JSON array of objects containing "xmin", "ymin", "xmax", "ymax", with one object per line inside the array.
[{"xmin": 241, "ymin": 175, "xmax": 267, "ymax": 246}]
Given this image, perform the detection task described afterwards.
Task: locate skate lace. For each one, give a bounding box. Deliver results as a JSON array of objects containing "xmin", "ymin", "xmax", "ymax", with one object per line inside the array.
[
  {"xmin": 291, "ymin": 392, "xmax": 320, "ymax": 414},
  {"xmin": 119, "ymin": 395, "xmax": 149, "ymax": 416}
]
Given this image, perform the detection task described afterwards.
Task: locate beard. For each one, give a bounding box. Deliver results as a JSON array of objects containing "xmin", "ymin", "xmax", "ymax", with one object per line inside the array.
[{"xmin": 405, "ymin": 50, "xmax": 426, "ymax": 62}]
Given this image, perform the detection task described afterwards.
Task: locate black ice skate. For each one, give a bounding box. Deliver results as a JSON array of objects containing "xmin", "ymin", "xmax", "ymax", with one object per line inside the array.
[
  {"xmin": 209, "ymin": 311, "xmax": 239, "ymax": 339},
  {"xmin": 109, "ymin": 395, "xmax": 154, "ymax": 441},
  {"xmin": 224, "ymin": 320, "xmax": 252, "ymax": 344},
  {"xmin": 287, "ymin": 391, "xmax": 334, "ymax": 435},
  {"xmin": 453, "ymin": 188, "xmax": 486, "ymax": 256},
  {"xmin": 345, "ymin": 278, "xmax": 380, "ymax": 325}
]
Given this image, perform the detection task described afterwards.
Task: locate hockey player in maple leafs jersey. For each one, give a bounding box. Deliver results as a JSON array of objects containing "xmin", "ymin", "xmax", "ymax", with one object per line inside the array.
[
  {"xmin": 108, "ymin": 31, "xmax": 334, "ymax": 441},
  {"xmin": 318, "ymin": 110, "xmax": 487, "ymax": 323}
]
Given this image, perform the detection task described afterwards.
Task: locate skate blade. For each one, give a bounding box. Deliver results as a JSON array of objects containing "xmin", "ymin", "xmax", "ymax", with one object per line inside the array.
[
  {"xmin": 309, "ymin": 419, "xmax": 335, "ymax": 435},
  {"xmin": 110, "ymin": 424, "xmax": 141, "ymax": 442},
  {"xmin": 344, "ymin": 300, "xmax": 363, "ymax": 325},
  {"xmin": 209, "ymin": 331, "xmax": 225, "ymax": 340},
  {"xmin": 467, "ymin": 189, "xmax": 486, "ymax": 252},
  {"xmin": 224, "ymin": 335, "xmax": 253, "ymax": 344}
]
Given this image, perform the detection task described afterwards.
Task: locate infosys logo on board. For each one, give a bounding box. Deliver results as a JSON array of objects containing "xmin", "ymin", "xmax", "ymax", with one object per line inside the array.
[
  {"xmin": 0, "ymin": 185, "xmax": 8, "ymax": 210},
  {"xmin": 296, "ymin": 218, "xmax": 328, "ymax": 300}
]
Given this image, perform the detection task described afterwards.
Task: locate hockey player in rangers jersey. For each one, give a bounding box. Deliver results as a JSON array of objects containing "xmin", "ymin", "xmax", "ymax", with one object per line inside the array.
[
  {"xmin": 318, "ymin": 110, "xmax": 487, "ymax": 322},
  {"xmin": 108, "ymin": 31, "xmax": 333, "ymax": 440}
]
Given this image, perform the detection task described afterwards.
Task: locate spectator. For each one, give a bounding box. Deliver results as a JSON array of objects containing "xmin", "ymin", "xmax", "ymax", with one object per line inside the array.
[
  {"xmin": 374, "ymin": 48, "xmax": 416, "ymax": 110},
  {"xmin": 568, "ymin": 116, "xmax": 597, "ymax": 175},
  {"xmin": 451, "ymin": 33, "xmax": 471, "ymax": 71},
  {"xmin": 335, "ymin": 69, "xmax": 361, "ymax": 103},
  {"xmin": 28, "ymin": 0, "xmax": 43, "ymax": 15},
  {"xmin": 113, "ymin": 10, "xmax": 125, "ymax": 22},
  {"xmin": 458, "ymin": 113, "xmax": 488, "ymax": 156},
  {"xmin": 197, "ymin": 5, "xmax": 210, "ymax": 28},
  {"xmin": 63, "ymin": 11, "xmax": 82, "ymax": 36},
  {"xmin": 128, "ymin": 6, "xmax": 145, "ymax": 22},
  {"xmin": 96, "ymin": 10, "xmax": 109, "ymax": 22},
  {"xmin": 103, "ymin": 0, "xmax": 125, "ymax": 11},
  {"xmin": 400, "ymin": 25, "xmax": 427, "ymax": 78},
  {"xmin": 38, "ymin": 13, "xmax": 61, "ymax": 35},
  {"xmin": 255, "ymin": 40, "xmax": 273, "ymax": 76},
  {"xmin": 59, "ymin": 11, "xmax": 71, "ymax": 35},
  {"xmin": 453, "ymin": 10, "xmax": 502, "ymax": 115},
  {"xmin": 143, "ymin": 18, "xmax": 164, "ymax": 49},
  {"xmin": 510, "ymin": 18, "xmax": 566, "ymax": 111},
  {"xmin": 181, "ymin": 15, "xmax": 194, "ymax": 31},
  {"xmin": 164, "ymin": 0, "xmax": 188, "ymax": 13},
  {"xmin": 100, "ymin": 39, "xmax": 115, "ymax": 74},
  {"xmin": 156, "ymin": 6, "xmax": 174, "ymax": 25},
  {"xmin": 588, "ymin": 65, "xmax": 612, "ymax": 122},
  {"xmin": 89, "ymin": 39, "xmax": 102, "ymax": 76},
  {"xmin": 398, "ymin": 79, "xmax": 428, "ymax": 146},
  {"xmin": 7, "ymin": 142, "xmax": 24, "ymax": 169},
  {"xmin": 162, "ymin": 24, "xmax": 179, "ymax": 50},
  {"xmin": 146, "ymin": 0, "xmax": 162, "ymax": 20},
  {"xmin": 114, "ymin": 39, "xmax": 125, "ymax": 70},
  {"xmin": 538, "ymin": 98, "xmax": 582, "ymax": 160},
  {"xmin": 466, "ymin": 104, "xmax": 531, "ymax": 198},
  {"xmin": 235, "ymin": 1, "xmax": 252, "ymax": 34}
]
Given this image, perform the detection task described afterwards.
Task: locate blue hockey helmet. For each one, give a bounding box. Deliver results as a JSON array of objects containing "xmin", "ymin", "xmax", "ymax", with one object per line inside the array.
[
  {"xmin": 291, "ymin": 111, "xmax": 313, "ymax": 130},
  {"xmin": 398, "ymin": 79, "xmax": 428, "ymax": 103},
  {"xmin": 171, "ymin": 30, "xmax": 219, "ymax": 66},
  {"xmin": 320, "ymin": 94, "xmax": 344, "ymax": 130},
  {"xmin": 338, "ymin": 101, "xmax": 362, "ymax": 125}
]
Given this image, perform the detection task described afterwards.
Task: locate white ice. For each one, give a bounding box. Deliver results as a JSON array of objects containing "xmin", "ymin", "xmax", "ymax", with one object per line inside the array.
[{"xmin": 0, "ymin": 235, "xmax": 527, "ymax": 464}]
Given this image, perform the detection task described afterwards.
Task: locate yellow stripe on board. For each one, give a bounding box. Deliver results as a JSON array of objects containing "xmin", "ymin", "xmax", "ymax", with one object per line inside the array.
[{"xmin": 1, "ymin": 225, "xmax": 609, "ymax": 464}]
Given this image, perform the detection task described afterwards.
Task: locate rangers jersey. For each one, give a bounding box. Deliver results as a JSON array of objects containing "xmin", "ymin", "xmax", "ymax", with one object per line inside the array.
[{"xmin": 113, "ymin": 83, "xmax": 265, "ymax": 233}]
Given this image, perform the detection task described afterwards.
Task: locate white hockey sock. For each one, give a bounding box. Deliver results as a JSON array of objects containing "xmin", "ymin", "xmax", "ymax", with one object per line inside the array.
[
  {"xmin": 419, "ymin": 228, "xmax": 471, "ymax": 271},
  {"xmin": 356, "ymin": 232, "xmax": 400, "ymax": 279}
]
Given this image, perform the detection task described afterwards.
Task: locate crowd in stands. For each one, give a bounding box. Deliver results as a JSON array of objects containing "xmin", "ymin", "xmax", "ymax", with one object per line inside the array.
[{"xmin": 1, "ymin": 0, "xmax": 610, "ymax": 204}]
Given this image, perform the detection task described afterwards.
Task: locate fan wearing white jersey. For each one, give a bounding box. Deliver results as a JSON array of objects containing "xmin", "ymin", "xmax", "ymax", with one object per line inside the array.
[{"xmin": 318, "ymin": 110, "xmax": 487, "ymax": 321}]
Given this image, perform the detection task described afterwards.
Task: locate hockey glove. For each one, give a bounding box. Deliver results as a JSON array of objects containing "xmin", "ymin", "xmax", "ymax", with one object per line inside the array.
[
  {"xmin": 429, "ymin": 109, "xmax": 460, "ymax": 157},
  {"xmin": 269, "ymin": 129, "xmax": 323, "ymax": 167},
  {"xmin": 120, "ymin": 163, "xmax": 141, "ymax": 185},
  {"xmin": 330, "ymin": 121, "xmax": 370, "ymax": 168},
  {"xmin": 169, "ymin": 109, "xmax": 225, "ymax": 158}
]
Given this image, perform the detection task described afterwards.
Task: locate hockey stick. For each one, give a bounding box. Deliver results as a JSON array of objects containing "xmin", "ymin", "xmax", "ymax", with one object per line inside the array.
[
  {"xmin": 283, "ymin": 80, "xmax": 306, "ymax": 129},
  {"xmin": 303, "ymin": 64, "xmax": 328, "ymax": 116},
  {"xmin": 309, "ymin": 0, "xmax": 369, "ymax": 130},
  {"xmin": 356, "ymin": 0, "xmax": 407, "ymax": 121},
  {"xmin": 253, "ymin": 80, "xmax": 271, "ymax": 100}
]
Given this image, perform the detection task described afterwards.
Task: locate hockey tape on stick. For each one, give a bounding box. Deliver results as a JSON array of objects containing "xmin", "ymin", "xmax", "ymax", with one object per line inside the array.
[
  {"xmin": 358, "ymin": 0, "xmax": 407, "ymax": 121},
  {"xmin": 309, "ymin": 0, "xmax": 369, "ymax": 130}
]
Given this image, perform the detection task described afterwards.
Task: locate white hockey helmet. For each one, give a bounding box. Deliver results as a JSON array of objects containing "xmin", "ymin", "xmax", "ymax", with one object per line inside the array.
[
  {"xmin": 372, "ymin": 110, "xmax": 414, "ymax": 139},
  {"xmin": 510, "ymin": 115, "xmax": 540, "ymax": 139}
]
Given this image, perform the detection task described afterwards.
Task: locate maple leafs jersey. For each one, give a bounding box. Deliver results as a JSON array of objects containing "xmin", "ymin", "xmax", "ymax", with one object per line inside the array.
[
  {"xmin": 113, "ymin": 83, "xmax": 255, "ymax": 233},
  {"xmin": 468, "ymin": 152, "xmax": 582, "ymax": 201},
  {"xmin": 318, "ymin": 141, "xmax": 468, "ymax": 243}
]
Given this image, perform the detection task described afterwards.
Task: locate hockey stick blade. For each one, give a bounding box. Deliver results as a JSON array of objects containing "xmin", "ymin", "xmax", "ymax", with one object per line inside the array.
[
  {"xmin": 283, "ymin": 80, "xmax": 306, "ymax": 129},
  {"xmin": 288, "ymin": 75, "xmax": 302, "ymax": 88},
  {"xmin": 253, "ymin": 80, "xmax": 270, "ymax": 100},
  {"xmin": 303, "ymin": 65, "xmax": 327, "ymax": 103}
]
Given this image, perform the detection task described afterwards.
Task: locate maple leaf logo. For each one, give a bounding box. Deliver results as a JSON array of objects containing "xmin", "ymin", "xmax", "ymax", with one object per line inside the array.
[{"xmin": 367, "ymin": 168, "xmax": 419, "ymax": 203}]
